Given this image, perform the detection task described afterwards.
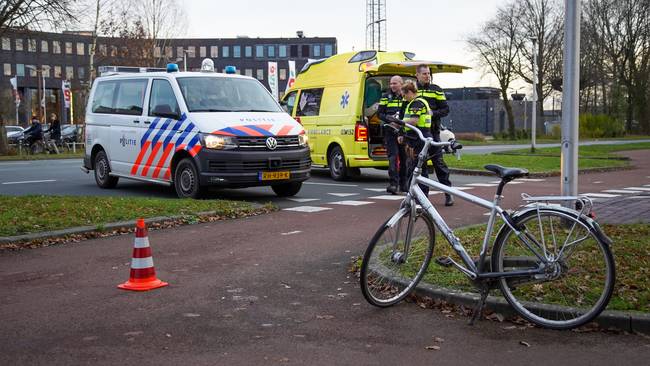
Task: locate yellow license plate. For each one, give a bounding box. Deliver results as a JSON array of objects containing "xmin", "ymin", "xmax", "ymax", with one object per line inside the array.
[{"xmin": 259, "ymin": 171, "xmax": 290, "ymax": 180}]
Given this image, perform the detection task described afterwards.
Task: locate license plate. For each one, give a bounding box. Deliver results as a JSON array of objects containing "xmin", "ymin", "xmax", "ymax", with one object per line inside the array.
[{"xmin": 259, "ymin": 171, "xmax": 290, "ymax": 180}]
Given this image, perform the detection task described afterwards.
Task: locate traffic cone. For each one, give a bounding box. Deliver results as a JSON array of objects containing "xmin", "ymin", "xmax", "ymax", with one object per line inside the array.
[{"xmin": 118, "ymin": 219, "xmax": 168, "ymax": 291}]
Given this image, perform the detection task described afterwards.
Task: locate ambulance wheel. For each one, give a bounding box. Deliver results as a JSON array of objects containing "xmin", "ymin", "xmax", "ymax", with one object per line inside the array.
[
  {"xmin": 174, "ymin": 158, "xmax": 205, "ymax": 199},
  {"xmin": 272, "ymin": 182, "xmax": 302, "ymax": 197},
  {"xmin": 329, "ymin": 146, "xmax": 349, "ymax": 181},
  {"xmin": 94, "ymin": 150, "xmax": 118, "ymax": 188}
]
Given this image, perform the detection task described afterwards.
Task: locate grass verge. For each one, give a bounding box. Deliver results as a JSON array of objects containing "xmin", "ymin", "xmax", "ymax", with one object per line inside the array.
[
  {"xmin": 502, "ymin": 142, "xmax": 650, "ymax": 158},
  {"xmin": 460, "ymin": 135, "xmax": 650, "ymax": 146},
  {"xmin": 0, "ymin": 151, "xmax": 84, "ymax": 161},
  {"xmin": 0, "ymin": 195, "xmax": 273, "ymax": 237},
  {"xmin": 393, "ymin": 222, "xmax": 649, "ymax": 312}
]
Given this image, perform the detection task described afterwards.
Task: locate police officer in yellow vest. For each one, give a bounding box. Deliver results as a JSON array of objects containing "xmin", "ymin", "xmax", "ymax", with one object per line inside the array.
[
  {"xmin": 378, "ymin": 75, "xmax": 408, "ymax": 194},
  {"xmin": 415, "ymin": 64, "xmax": 453, "ymax": 206}
]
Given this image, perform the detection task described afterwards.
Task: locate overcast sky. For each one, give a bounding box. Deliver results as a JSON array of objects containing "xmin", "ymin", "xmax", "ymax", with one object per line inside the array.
[{"xmin": 181, "ymin": 0, "xmax": 519, "ymax": 90}]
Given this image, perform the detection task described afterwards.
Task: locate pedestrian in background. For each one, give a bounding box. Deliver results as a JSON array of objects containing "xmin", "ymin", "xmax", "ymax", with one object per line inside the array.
[
  {"xmin": 378, "ymin": 75, "xmax": 407, "ymax": 194},
  {"xmin": 47, "ymin": 113, "xmax": 61, "ymax": 143}
]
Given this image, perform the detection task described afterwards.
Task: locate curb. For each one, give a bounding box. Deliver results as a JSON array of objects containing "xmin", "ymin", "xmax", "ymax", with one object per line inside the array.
[
  {"xmin": 449, "ymin": 165, "xmax": 635, "ymax": 178},
  {"xmin": 0, "ymin": 204, "xmax": 269, "ymax": 245}
]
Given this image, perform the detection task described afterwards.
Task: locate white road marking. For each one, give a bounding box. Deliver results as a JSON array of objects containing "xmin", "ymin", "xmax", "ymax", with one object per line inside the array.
[
  {"xmin": 507, "ymin": 181, "xmax": 524, "ymax": 185},
  {"xmin": 593, "ymin": 181, "xmax": 604, "ymax": 184},
  {"xmin": 488, "ymin": 180, "xmax": 502, "ymax": 184},
  {"xmin": 304, "ymin": 182, "xmax": 358, "ymax": 187},
  {"xmin": 328, "ymin": 193, "xmax": 358, "ymax": 197},
  {"xmin": 518, "ymin": 178, "xmax": 546, "ymax": 182},
  {"xmin": 2, "ymin": 179, "xmax": 57, "ymax": 185},
  {"xmin": 453, "ymin": 187, "xmax": 474, "ymax": 191},
  {"xmin": 582, "ymin": 193, "xmax": 620, "ymax": 198},
  {"xmin": 281, "ymin": 231, "xmax": 302, "ymax": 236},
  {"xmin": 328, "ymin": 200, "xmax": 374, "ymax": 206},
  {"xmin": 286, "ymin": 198, "xmax": 320, "ymax": 203},
  {"xmin": 602, "ymin": 189, "xmax": 642, "ymax": 194},
  {"xmin": 283, "ymin": 206, "xmax": 332, "ymax": 213},
  {"xmin": 364, "ymin": 188, "xmax": 386, "ymax": 192},
  {"xmin": 369, "ymin": 195, "xmax": 405, "ymax": 200},
  {"xmin": 624, "ymin": 187, "xmax": 650, "ymax": 191},
  {"xmin": 645, "ymin": 184, "xmax": 650, "ymax": 187},
  {"xmin": 428, "ymin": 191, "xmax": 442, "ymax": 195},
  {"xmin": 465, "ymin": 183, "xmax": 499, "ymax": 187}
]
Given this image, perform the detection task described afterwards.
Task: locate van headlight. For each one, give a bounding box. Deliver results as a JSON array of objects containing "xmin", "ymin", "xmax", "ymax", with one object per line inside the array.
[
  {"xmin": 202, "ymin": 134, "xmax": 237, "ymax": 150},
  {"xmin": 298, "ymin": 134, "xmax": 309, "ymax": 147}
]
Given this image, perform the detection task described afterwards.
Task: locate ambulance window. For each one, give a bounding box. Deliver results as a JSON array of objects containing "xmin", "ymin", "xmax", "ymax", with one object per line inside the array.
[
  {"xmin": 296, "ymin": 88, "xmax": 323, "ymax": 117},
  {"xmin": 113, "ymin": 79, "xmax": 148, "ymax": 115},
  {"xmin": 149, "ymin": 79, "xmax": 180, "ymax": 119},
  {"xmin": 281, "ymin": 91, "xmax": 297, "ymax": 114},
  {"xmin": 91, "ymin": 81, "xmax": 117, "ymax": 114}
]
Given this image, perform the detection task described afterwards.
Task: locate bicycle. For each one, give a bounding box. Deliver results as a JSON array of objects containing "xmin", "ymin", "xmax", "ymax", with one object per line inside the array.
[{"xmin": 360, "ymin": 123, "xmax": 615, "ymax": 330}]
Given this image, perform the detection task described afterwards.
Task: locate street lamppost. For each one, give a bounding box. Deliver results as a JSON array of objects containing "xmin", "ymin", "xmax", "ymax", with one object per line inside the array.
[{"xmin": 25, "ymin": 65, "xmax": 51, "ymax": 122}]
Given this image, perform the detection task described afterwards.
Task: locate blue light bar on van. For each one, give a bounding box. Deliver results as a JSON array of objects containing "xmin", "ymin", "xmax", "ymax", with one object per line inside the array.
[
  {"xmin": 167, "ymin": 63, "xmax": 180, "ymax": 73},
  {"xmin": 225, "ymin": 66, "xmax": 237, "ymax": 74}
]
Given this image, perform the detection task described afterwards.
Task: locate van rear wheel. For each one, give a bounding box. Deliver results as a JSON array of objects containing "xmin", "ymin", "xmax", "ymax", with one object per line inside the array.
[
  {"xmin": 271, "ymin": 182, "xmax": 302, "ymax": 197},
  {"xmin": 174, "ymin": 158, "xmax": 205, "ymax": 199}
]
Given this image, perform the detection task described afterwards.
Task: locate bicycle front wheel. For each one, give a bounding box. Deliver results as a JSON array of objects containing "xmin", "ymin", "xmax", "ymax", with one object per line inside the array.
[
  {"xmin": 360, "ymin": 208, "xmax": 435, "ymax": 307},
  {"xmin": 492, "ymin": 208, "xmax": 615, "ymax": 329}
]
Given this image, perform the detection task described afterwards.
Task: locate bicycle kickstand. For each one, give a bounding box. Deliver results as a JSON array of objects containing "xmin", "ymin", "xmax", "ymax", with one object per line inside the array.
[{"xmin": 468, "ymin": 287, "xmax": 489, "ymax": 326}]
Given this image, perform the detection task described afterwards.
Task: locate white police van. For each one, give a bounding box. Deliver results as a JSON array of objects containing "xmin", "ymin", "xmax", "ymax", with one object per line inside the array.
[{"xmin": 82, "ymin": 61, "xmax": 310, "ymax": 198}]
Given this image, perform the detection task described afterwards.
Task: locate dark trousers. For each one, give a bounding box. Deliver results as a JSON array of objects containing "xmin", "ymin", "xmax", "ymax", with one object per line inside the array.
[
  {"xmin": 385, "ymin": 130, "xmax": 408, "ymax": 189},
  {"xmin": 407, "ymin": 137, "xmax": 452, "ymax": 196}
]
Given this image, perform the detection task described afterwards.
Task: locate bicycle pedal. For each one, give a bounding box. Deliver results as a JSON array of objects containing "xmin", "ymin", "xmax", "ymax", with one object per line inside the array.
[{"xmin": 435, "ymin": 256, "xmax": 453, "ymax": 267}]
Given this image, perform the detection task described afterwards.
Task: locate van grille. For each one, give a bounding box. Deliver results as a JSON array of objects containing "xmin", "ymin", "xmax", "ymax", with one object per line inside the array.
[
  {"xmin": 237, "ymin": 136, "xmax": 300, "ymax": 150},
  {"xmin": 208, "ymin": 158, "xmax": 311, "ymax": 172}
]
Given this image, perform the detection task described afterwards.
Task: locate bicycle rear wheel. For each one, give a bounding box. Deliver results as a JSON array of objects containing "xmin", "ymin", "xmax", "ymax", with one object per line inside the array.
[
  {"xmin": 492, "ymin": 208, "xmax": 615, "ymax": 329},
  {"xmin": 360, "ymin": 208, "xmax": 435, "ymax": 307}
]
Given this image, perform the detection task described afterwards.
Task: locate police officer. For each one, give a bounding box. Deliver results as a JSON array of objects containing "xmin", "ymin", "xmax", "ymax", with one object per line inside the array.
[
  {"xmin": 415, "ymin": 64, "xmax": 453, "ymax": 206},
  {"xmin": 378, "ymin": 75, "xmax": 408, "ymax": 194}
]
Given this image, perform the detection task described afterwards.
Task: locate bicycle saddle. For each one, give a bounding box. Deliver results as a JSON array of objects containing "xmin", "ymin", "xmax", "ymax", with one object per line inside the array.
[{"xmin": 484, "ymin": 164, "xmax": 529, "ymax": 181}]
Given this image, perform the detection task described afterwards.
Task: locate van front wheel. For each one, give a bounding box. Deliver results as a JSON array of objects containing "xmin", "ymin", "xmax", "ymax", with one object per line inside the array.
[
  {"xmin": 329, "ymin": 146, "xmax": 349, "ymax": 181},
  {"xmin": 272, "ymin": 182, "xmax": 302, "ymax": 197},
  {"xmin": 174, "ymin": 158, "xmax": 205, "ymax": 199},
  {"xmin": 94, "ymin": 150, "xmax": 119, "ymax": 188}
]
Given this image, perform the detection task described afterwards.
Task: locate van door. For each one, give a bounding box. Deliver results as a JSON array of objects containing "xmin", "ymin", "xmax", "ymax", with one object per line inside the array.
[
  {"xmin": 138, "ymin": 78, "xmax": 184, "ymax": 181},
  {"xmin": 109, "ymin": 78, "xmax": 149, "ymax": 175}
]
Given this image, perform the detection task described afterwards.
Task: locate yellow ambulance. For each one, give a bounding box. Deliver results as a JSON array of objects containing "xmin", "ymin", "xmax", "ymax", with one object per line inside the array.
[{"xmin": 280, "ymin": 50, "xmax": 468, "ymax": 180}]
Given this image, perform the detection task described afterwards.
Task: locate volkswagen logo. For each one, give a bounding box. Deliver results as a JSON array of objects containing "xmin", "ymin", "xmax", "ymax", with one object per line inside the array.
[{"xmin": 265, "ymin": 137, "xmax": 278, "ymax": 150}]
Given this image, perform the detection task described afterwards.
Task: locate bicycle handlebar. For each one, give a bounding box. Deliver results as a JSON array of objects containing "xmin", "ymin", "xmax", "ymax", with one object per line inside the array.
[{"xmin": 402, "ymin": 123, "xmax": 463, "ymax": 152}]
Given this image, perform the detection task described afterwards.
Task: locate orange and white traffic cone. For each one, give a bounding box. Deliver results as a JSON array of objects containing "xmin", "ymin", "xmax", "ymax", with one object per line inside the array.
[{"xmin": 118, "ymin": 218, "xmax": 168, "ymax": 291}]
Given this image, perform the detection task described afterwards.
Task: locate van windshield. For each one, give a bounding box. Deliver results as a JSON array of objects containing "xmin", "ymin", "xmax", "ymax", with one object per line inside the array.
[{"xmin": 176, "ymin": 77, "xmax": 282, "ymax": 113}]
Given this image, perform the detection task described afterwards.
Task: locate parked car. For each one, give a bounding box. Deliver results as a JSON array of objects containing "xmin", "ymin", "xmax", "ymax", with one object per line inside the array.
[
  {"xmin": 5, "ymin": 125, "xmax": 24, "ymax": 144},
  {"xmin": 61, "ymin": 124, "xmax": 83, "ymax": 143}
]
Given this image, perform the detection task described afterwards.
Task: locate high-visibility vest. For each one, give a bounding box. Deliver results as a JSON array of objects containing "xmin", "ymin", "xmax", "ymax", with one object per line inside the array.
[{"xmin": 403, "ymin": 97, "xmax": 431, "ymax": 131}]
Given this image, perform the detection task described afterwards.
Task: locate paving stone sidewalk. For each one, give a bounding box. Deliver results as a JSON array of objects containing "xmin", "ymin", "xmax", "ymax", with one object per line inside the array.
[{"xmin": 594, "ymin": 193, "xmax": 650, "ymax": 224}]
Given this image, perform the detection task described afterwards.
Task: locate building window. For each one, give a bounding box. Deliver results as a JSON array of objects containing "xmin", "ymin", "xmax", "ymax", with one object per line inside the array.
[
  {"xmin": 42, "ymin": 66, "xmax": 50, "ymax": 78},
  {"xmin": 245, "ymin": 46, "xmax": 252, "ymax": 57},
  {"xmin": 324, "ymin": 44, "xmax": 333, "ymax": 57},
  {"xmin": 176, "ymin": 46, "xmax": 184, "ymax": 58},
  {"xmin": 52, "ymin": 41, "xmax": 61, "ymax": 54},
  {"xmin": 279, "ymin": 68, "xmax": 287, "ymax": 80},
  {"xmin": 16, "ymin": 64, "xmax": 24, "ymax": 76},
  {"xmin": 65, "ymin": 66, "xmax": 74, "ymax": 79},
  {"xmin": 65, "ymin": 42, "xmax": 73, "ymax": 54},
  {"xmin": 256, "ymin": 69, "xmax": 264, "ymax": 80},
  {"xmin": 290, "ymin": 45, "xmax": 298, "ymax": 57},
  {"xmin": 221, "ymin": 46, "xmax": 229, "ymax": 58},
  {"xmin": 28, "ymin": 39, "xmax": 37, "ymax": 52},
  {"xmin": 165, "ymin": 46, "xmax": 172, "ymax": 58},
  {"xmin": 233, "ymin": 45, "xmax": 241, "ymax": 58},
  {"xmin": 78, "ymin": 67, "xmax": 86, "ymax": 80},
  {"xmin": 15, "ymin": 38, "xmax": 23, "ymax": 51},
  {"xmin": 27, "ymin": 65, "xmax": 37, "ymax": 77},
  {"xmin": 313, "ymin": 45, "xmax": 321, "ymax": 57},
  {"xmin": 255, "ymin": 45, "xmax": 264, "ymax": 58},
  {"xmin": 267, "ymin": 45, "xmax": 275, "ymax": 58},
  {"xmin": 187, "ymin": 46, "xmax": 195, "ymax": 58},
  {"xmin": 41, "ymin": 40, "xmax": 49, "ymax": 53},
  {"xmin": 2, "ymin": 38, "xmax": 10, "ymax": 50},
  {"xmin": 244, "ymin": 68, "xmax": 253, "ymax": 77},
  {"xmin": 301, "ymin": 45, "xmax": 310, "ymax": 58},
  {"xmin": 279, "ymin": 45, "xmax": 287, "ymax": 58},
  {"xmin": 54, "ymin": 66, "xmax": 62, "ymax": 78},
  {"xmin": 154, "ymin": 46, "xmax": 161, "ymax": 58},
  {"xmin": 76, "ymin": 42, "xmax": 85, "ymax": 55},
  {"xmin": 200, "ymin": 46, "xmax": 206, "ymax": 58},
  {"xmin": 3, "ymin": 64, "xmax": 11, "ymax": 76},
  {"xmin": 210, "ymin": 46, "xmax": 218, "ymax": 57}
]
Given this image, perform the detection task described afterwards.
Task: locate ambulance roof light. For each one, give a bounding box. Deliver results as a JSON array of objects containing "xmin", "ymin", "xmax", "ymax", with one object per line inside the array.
[
  {"xmin": 225, "ymin": 66, "xmax": 237, "ymax": 74},
  {"xmin": 201, "ymin": 58, "xmax": 215, "ymax": 72},
  {"xmin": 167, "ymin": 63, "xmax": 179, "ymax": 73}
]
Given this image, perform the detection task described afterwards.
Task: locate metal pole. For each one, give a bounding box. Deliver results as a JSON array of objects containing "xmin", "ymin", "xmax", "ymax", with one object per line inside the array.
[
  {"xmin": 561, "ymin": 0, "xmax": 580, "ymax": 201},
  {"xmin": 531, "ymin": 38, "xmax": 537, "ymax": 153},
  {"xmin": 184, "ymin": 52, "xmax": 187, "ymax": 72},
  {"xmin": 42, "ymin": 70, "xmax": 47, "ymax": 123}
]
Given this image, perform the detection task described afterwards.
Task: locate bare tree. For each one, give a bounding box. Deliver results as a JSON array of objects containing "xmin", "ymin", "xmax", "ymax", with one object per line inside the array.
[
  {"xmin": 0, "ymin": 0, "xmax": 74, "ymax": 36},
  {"xmin": 138, "ymin": 0, "xmax": 187, "ymax": 66},
  {"xmin": 468, "ymin": 3, "xmax": 523, "ymax": 139}
]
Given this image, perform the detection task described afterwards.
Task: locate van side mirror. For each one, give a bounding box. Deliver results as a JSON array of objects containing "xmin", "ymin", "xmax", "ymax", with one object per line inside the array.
[{"xmin": 152, "ymin": 104, "xmax": 181, "ymax": 120}]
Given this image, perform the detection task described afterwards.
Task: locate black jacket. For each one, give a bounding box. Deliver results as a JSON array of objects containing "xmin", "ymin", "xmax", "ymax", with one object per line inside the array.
[
  {"xmin": 47, "ymin": 119, "xmax": 61, "ymax": 140},
  {"xmin": 416, "ymin": 82, "xmax": 449, "ymax": 136}
]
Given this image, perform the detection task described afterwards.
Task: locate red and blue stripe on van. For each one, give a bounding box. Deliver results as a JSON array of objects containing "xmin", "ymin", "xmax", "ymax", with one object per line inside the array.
[{"xmin": 212, "ymin": 124, "xmax": 303, "ymax": 136}]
